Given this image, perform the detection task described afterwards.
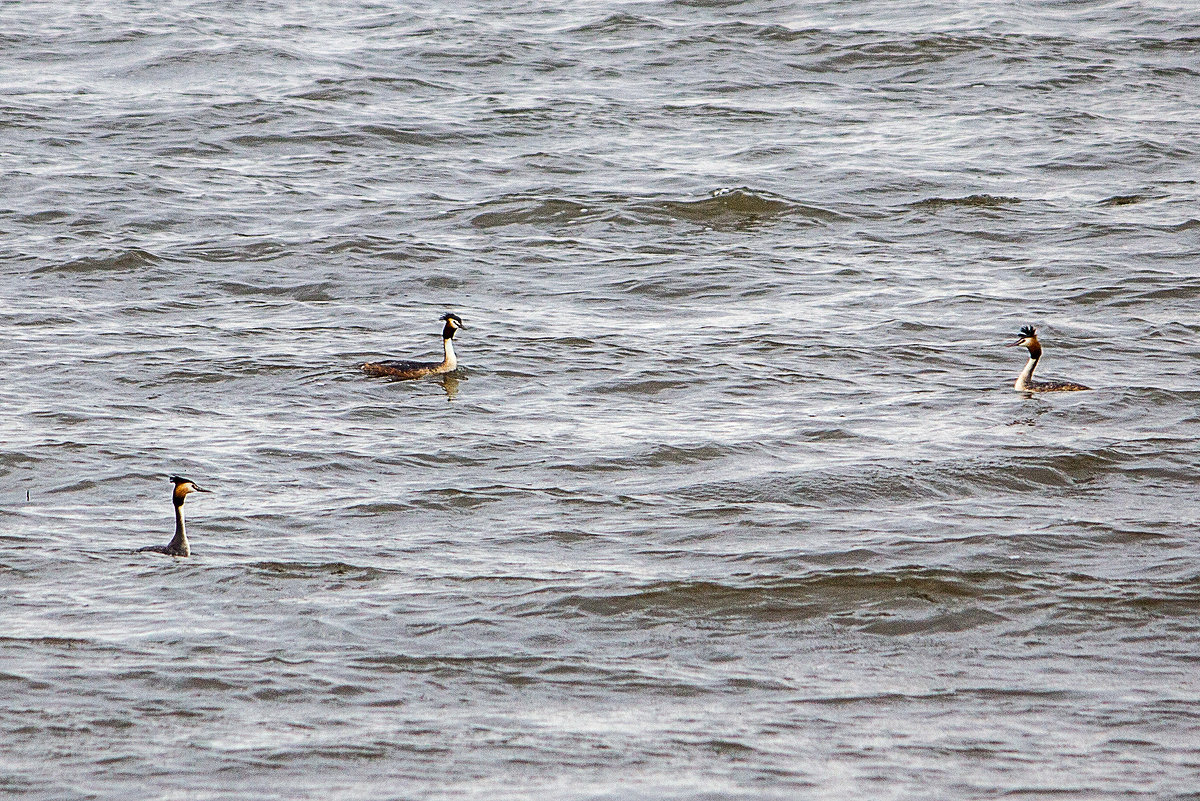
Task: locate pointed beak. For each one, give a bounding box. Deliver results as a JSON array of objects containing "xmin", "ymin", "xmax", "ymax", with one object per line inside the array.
[
  {"xmin": 193, "ymin": 485, "xmax": 212, "ymax": 493},
  {"xmin": 1008, "ymin": 338, "xmax": 1024, "ymax": 347}
]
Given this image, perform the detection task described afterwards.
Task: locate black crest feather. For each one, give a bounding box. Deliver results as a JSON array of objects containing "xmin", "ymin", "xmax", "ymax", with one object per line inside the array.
[{"xmin": 1018, "ymin": 325, "xmax": 1036, "ymax": 338}]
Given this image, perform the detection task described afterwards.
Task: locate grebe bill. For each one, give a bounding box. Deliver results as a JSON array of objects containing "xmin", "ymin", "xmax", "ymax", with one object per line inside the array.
[
  {"xmin": 362, "ymin": 313, "xmax": 465, "ymax": 380},
  {"xmin": 1009, "ymin": 325, "xmax": 1090, "ymax": 392},
  {"xmin": 137, "ymin": 475, "xmax": 211, "ymax": 557}
]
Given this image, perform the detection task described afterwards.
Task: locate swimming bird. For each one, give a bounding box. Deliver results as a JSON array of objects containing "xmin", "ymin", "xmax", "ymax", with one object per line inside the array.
[
  {"xmin": 361, "ymin": 313, "xmax": 465, "ymax": 379},
  {"xmin": 137, "ymin": 476, "xmax": 211, "ymax": 557},
  {"xmin": 1010, "ymin": 325, "xmax": 1090, "ymax": 392}
]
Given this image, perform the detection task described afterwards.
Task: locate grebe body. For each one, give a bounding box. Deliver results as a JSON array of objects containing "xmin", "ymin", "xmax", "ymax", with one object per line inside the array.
[
  {"xmin": 362, "ymin": 313, "xmax": 464, "ymax": 379},
  {"xmin": 1010, "ymin": 326, "xmax": 1090, "ymax": 392},
  {"xmin": 137, "ymin": 476, "xmax": 211, "ymax": 557}
]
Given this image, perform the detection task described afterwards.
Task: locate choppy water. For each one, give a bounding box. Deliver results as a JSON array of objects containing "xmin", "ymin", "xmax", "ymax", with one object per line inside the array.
[{"xmin": 3, "ymin": 1, "xmax": 1200, "ymax": 798}]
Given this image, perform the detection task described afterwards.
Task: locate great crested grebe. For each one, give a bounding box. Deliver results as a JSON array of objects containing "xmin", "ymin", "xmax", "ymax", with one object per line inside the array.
[
  {"xmin": 137, "ymin": 476, "xmax": 211, "ymax": 557},
  {"xmin": 361, "ymin": 313, "xmax": 465, "ymax": 379},
  {"xmin": 1010, "ymin": 325, "xmax": 1090, "ymax": 392}
]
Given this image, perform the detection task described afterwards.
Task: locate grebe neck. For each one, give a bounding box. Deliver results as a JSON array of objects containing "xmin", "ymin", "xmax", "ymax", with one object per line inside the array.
[
  {"xmin": 442, "ymin": 336, "xmax": 457, "ymax": 371},
  {"xmin": 1014, "ymin": 345, "xmax": 1041, "ymax": 391},
  {"xmin": 167, "ymin": 502, "xmax": 190, "ymax": 557}
]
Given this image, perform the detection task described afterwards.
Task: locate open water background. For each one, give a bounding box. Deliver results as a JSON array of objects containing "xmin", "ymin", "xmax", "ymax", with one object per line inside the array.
[{"xmin": 2, "ymin": 1, "xmax": 1200, "ymax": 798}]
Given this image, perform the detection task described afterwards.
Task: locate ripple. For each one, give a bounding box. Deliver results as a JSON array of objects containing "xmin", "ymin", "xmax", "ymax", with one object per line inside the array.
[
  {"xmin": 5, "ymin": 1, "xmax": 1200, "ymax": 797},
  {"xmin": 32, "ymin": 248, "xmax": 162, "ymax": 274},
  {"xmin": 469, "ymin": 188, "xmax": 848, "ymax": 231},
  {"xmin": 634, "ymin": 187, "xmax": 848, "ymax": 227},
  {"xmin": 911, "ymin": 194, "xmax": 1023, "ymax": 210},
  {"xmin": 245, "ymin": 561, "xmax": 392, "ymax": 582}
]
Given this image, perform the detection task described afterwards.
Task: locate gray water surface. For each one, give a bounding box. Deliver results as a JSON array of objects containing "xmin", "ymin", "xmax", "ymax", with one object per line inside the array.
[{"xmin": 3, "ymin": 2, "xmax": 1200, "ymax": 799}]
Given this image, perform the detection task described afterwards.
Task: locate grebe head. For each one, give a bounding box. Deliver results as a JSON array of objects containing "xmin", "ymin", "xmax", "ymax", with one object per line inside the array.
[
  {"xmin": 1009, "ymin": 325, "xmax": 1042, "ymax": 358},
  {"xmin": 169, "ymin": 475, "xmax": 211, "ymax": 506},
  {"xmin": 1009, "ymin": 325, "xmax": 1038, "ymax": 347},
  {"xmin": 440, "ymin": 313, "xmax": 464, "ymax": 338}
]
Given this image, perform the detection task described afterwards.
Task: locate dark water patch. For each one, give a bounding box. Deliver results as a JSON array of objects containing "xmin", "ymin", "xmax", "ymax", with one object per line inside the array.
[
  {"xmin": 1060, "ymin": 575, "xmax": 1200, "ymax": 619},
  {"xmin": 857, "ymin": 607, "xmax": 1009, "ymax": 635},
  {"xmin": 263, "ymin": 743, "xmax": 391, "ymax": 762},
  {"xmin": 661, "ymin": 102, "xmax": 782, "ymax": 121},
  {"xmin": 247, "ymin": 561, "xmax": 391, "ymax": 582},
  {"xmin": 634, "ymin": 188, "xmax": 845, "ymax": 227},
  {"xmin": 216, "ymin": 281, "xmax": 336, "ymax": 302},
  {"xmin": 250, "ymin": 686, "xmax": 308, "ymax": 701},
  {"xmin": 911, "ymin": 195, "xmax": 1022, "ymax": 211},
  {"xmin": 558, "ymin": 442, "xmax": 760, "ymax": 476},
  {"xmin": 802, "ymin": 686, "xmax": 1081, "ymax": 708},
  {"xmin": 42, "ymin": 477, "xmax": 104, "ymax": 494},
  {"xmin": 804, "ymin": 32, "xmax": 1037, "ymax": 73},
  {"xmin": 1129, "ymin": 282, "xmax": 1200, "ymax": 303},
  {"xmin": 16, "ymin": 209, "xmax": 72, "ymax": 224},
  {"xmin": 470, "ymin": 188, "xmax": 845, "ymax": 230},
  {"xmin": 355, "ymin": 653, "xmax": 548, "ymax": 678},
  {"xmin": 356, "ymin": 653, "xmax": 711, "ymax": 695},
  {"xmin": 1098, "ymin": 193, "xmax": 1165, "ymax": 207},
  {"xmin": 227, "ymin": 125, "xmax": 457, "ymax": 151},
  {"xmin": 32, "ymin": 249, "xmax": 162, "ymax": 275},
  {"xmin": 410, "ymin": 486, "xmax": 511, "ymax": 511},
  {"xmin": 567, "ymin": 13, "xmax": 663, "ymax": 35},
  {"xmin": 174, "ymin": 676, "xmax": 239, "ymax": 692},
  {"xmin": 0, "ymin": 635, "xmax": 98, "ymax": 649},
  {"xmin": 358, "ymin": 123, "xmax": 465, "ymax": 146},
  {"xmin": 179, "ymin": 241, "xmax": 291, "ymax": 263},
  {"xmin": 1037, "ymin": 152, "xmax": 1129, "ymax": 172},
  {"xmin": 0, "ymin": 671, "xmax": 53, "ymax": 691},
  {"xmin": 472, "ymin": 197, "xmax": 600, "ymax": 228},
  {"xmin": 1069, "ymin": 278, "xmax": 1200, "ymax": 305},
  {"xmin": 608, "ymin": 274, "xmax": 734, "ymax": 300},
  {"xmin": 630, "ymin": 442, "xmax": 752, "ymax": 468},
  {"xmin": 346, "ymin": 501, "xmax": 416, "ymax": 515},
  {"xmin": 316, "ymin": 236, "xmax": 453, "ymax": 261},
  {"xmin": 588, "ymin": 378, "xmax": 691, "ymax": 397},
  {"xmin": 289, "ymin": 84, "xmax": 374, "ymax": 103},
  {"xmin": 539, "ymin": 570, "xmax": 1200, "ymax": 632},
  {"xmin": 1162, "ymin": 218, "xmax": 1200, "ymax": 232},
  {"xmin": 0, "ymin": 450, "xmax": 41, "ymax": 469},
  {"xmin": 709, "ymin": 22, "xmax": 824, "ymax": 44},
  {"xmin": 158, "ymin": 366, "xmax": 248, "ymax": 384},
  {"xmin": 0, "ymin": 310, "xmax": 80, "ymax": 327},
  {"xmin": 155, "ymin": 141, "xmax": 230, "ymax": 158},
  {"xmin": 1066, "ymin": 284, "xmax": 1133, "ymax": 305},
  {"xmin": 542, "ymin": 568, "xmax": 1035, "ymax": 625},
  {"xmin": 120, "ymin": 42, "xmax": 306, "ymax": 78},
  {"xmin": 677, "ymin": 451, "xmax": 1127, "ymax": 508}
]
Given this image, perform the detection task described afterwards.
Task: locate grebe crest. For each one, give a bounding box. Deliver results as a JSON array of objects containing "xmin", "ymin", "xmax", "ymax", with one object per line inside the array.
[
  {"xmin": 361, "ymin": 312, "xmax": 466, "ymax": 380},
  {"xmin": 137, "ymin": 475, "xmax": 212, "ymax": 557},
  {"xmin": 1009, "ymin": 325, "xmax": 1090, "ymax": 392}
]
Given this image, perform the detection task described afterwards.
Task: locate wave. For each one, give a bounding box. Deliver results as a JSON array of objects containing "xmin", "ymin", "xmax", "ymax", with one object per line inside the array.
[
  {"xmin": 244, "ymin": 561, "xmax": 393, "ymax": 582},
  {"xmin": 471, "ymin": 188, "xmax": 849, "ymax": 230},
  {"xmin": 522, "ymin": 565, "xmax": 1200, "ymax": 632},
  {"xmin": 216, "ymin": 280, "xmax": 337, "ymax": 302},
  {"xmin": 672, "ymin": 449, "xmax": 1139, "ymax": 507},
  {"xmin": 910, "ymin": 194, "xmax": 1022, "ymax": 210},
  {"xmin": 634, "ymin": 188, "xmax": 848, "ymax": 227},
  {"xmin": 472, "ymin": 197, "xmax": 599, "ymax": 228},
  {"xmin": 32, "ymin": 249, "xmax": 162, "ymax": 274}
]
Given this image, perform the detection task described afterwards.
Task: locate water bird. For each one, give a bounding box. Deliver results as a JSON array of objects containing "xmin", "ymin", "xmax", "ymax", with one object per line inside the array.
[
  {"xmin": 1010, "ymin": 325, "xmax": 1090, "ymax": 392},
  {"xmin": 137, "ymin": 476, "xmax": 211, "ymax": 557},
  {"xmin": 361, "ymin": 313, "xmax": 465, "ymax": 379}
]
